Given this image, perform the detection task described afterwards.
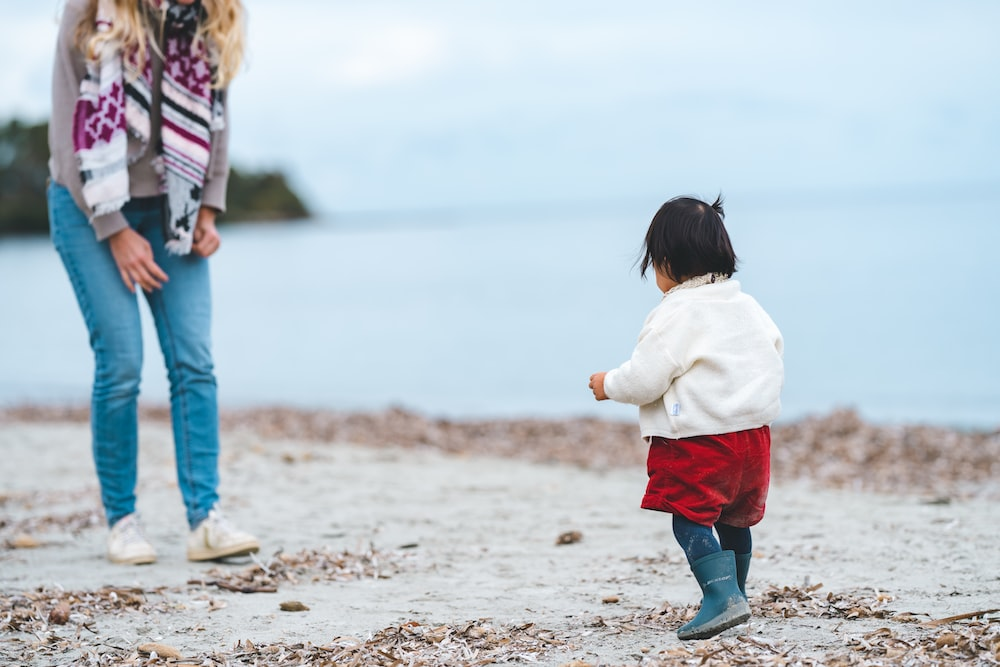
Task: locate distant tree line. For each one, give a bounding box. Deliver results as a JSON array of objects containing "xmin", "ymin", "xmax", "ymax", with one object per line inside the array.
[{"xmin": 0, "ymin": 118, "xmax": 309, "ymax": 237}]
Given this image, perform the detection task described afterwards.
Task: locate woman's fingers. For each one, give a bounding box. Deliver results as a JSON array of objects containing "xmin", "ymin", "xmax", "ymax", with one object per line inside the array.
[
  {"xmin": 131, "ymin": 260, "xmax": 165, "ymax": 292},
  {"xmin": 191, "ymin": 213, "xmax": 221, "ymax": 257},
  {"xmin": 192, "ymin": 233, "xmax": 219, "ymax": 257},
  {"xmin": 123, "ymin": 249, "xmax": 166, "ymax": 292},
  {"xmin": 109, "ymin": 228, "xmax": 169, "ymax": 292},
  {"xmin": 145, "ymin": 258, "xmax": 169, "ymax": 285},
  {"xmin": 118, "ymin": 267, "xmax": 137, "ymax": 293}
]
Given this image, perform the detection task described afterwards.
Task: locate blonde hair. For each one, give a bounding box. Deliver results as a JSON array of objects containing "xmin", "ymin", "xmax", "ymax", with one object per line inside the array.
[{"xmin": 76, "ymin": 0, "xmax": 246, "ymax": 88}]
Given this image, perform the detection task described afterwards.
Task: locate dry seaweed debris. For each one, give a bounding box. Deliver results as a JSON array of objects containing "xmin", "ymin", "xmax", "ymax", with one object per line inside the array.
[
  {"xmin": 4, "ymin": 405, "xmax": 995, "ymax": 499},
  {"xmin": 188, "ymin": 545, "xmax": 406, "ymax": 594},
  {"xmin": 635, "ymin": 623, "xmax": 1000, "ymax": 667},
  {"xmin": 752, "ymin": 583, "xmax": 896, "ymax": 620},
  {"xmin": 0, "ymin": 403, "xmax": 647, "ymax": 470},
  {"xmin": 2, "ymin": 587, "xmax": 997, "ymax": 667},
  {"xmin": 200, "ymin": 620, "xmax": 561, "ymax": 667},
  {"xmin": 0, "ymin": 585, "xmax": 174, "ymax": 664},
  {"xmin": 314, "ymin": 619, "xmax": 563, "ymax": 666},
  {"xmin": 231, "ymin": 406, "xmax": 998, "ymax": 499},
  {"xmin": 224, "ymin": 405, "xmax": 649, "ymax": 470},
  {"xmin": 588, "ymin": 588, "xmax": 1000, "ymax": 667},
  {"xmin": 0, "ymin": 615, "xmax": 566, "ymax": 667},
  {"xmin": 771, "ymin": 409, "xmax": 1000, "ymax": 499},
  {"xmin": 0, "ymin": 546, "xmax": 411, "ymax": 666},
  {"xmin": 1, "ymin": 506, "xmax": 103, "ymax": 549},
  {"xmin": 1, "ymin": 586, "xmax": 164, "ymax": 631}
]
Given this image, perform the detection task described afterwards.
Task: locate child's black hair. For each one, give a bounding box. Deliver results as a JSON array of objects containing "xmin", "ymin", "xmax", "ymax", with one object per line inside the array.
[{"xmin": 638, "ymin": 194, "xmax": 737, "ymax": 282}]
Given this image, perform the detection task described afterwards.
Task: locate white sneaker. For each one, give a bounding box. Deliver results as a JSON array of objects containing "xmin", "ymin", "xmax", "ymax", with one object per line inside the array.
[
  {"xmin": 107, "ymin": 513, "xmax": 157, "ymax": 565},
  {"xmin": 187, "ymin": 506, "xmax": 260, "ymax": 562}
]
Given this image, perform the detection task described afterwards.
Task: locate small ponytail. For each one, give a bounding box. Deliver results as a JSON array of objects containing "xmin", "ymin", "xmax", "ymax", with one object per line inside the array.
[{"xmin": 711, "ymin": 194, "xmax": 725, "ymax": 220}]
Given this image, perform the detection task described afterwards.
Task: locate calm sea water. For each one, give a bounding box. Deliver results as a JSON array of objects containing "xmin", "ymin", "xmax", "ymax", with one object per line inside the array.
[{"xmin": 2, "ymin": 191, "xmax": 998, "ymax": 429}]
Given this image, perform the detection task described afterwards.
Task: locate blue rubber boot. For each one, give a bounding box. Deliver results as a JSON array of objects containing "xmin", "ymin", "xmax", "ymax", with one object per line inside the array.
[
  {"xmin": 677, "ymin": 550, "xmax": 751, "ymax": 640},
  {"xmin": 734, "ymin": 552, "xmax": 752, "ymax": 599}
]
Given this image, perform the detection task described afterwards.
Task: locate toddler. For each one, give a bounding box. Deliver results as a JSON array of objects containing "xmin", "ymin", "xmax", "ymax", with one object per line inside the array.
[{"xmin": 589, "ymin": 195, "xmax": 784, "ymax": 640}]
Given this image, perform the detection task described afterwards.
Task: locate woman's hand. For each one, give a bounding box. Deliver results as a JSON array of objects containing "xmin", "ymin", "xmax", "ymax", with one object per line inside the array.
[
  {"xmin": 589, "ymin": 372, "xmax": 608, "ymax": 401},
  {"xmin": 108, "ymin": 227, "xmax": 169, "ymax": 293},
  {"xmin": 191, "ymin": 207, "xmax": 221, "ymax": 258}
]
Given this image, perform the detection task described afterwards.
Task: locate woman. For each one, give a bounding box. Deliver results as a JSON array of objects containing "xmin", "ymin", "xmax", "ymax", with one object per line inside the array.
[{"xmin": 48, "ymin": 0, "xmax": 259, "ymax": 564}]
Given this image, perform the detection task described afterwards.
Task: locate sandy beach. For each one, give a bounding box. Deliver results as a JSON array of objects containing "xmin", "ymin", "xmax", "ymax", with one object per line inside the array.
[{"xmin": 1, "ymin": 407, "xmax": 998, "ymax": 666}]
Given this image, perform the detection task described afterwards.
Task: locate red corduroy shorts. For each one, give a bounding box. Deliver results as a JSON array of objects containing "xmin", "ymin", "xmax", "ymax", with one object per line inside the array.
[{"xmin": 641, "ymin": 426, "xmax": 771, "ymax": 528}]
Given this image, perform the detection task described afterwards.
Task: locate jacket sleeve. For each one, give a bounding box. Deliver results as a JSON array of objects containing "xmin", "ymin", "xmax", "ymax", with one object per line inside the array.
[
  {"xmin": 757, "ymin": 303, "xmax": 784, "ymax": 358},
  {"xmin": 200, "ymin": 93, "xmax": 231, "ymax": 213},
  {"xmin": 603, "ymin": 326, "xmax": 684, "ymax": 407}
]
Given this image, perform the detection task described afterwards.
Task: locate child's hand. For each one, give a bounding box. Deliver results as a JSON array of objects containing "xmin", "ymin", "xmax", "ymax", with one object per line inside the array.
[{"xmin": 589, "ymin": 372, "xmax": 608, "ymax": 401}]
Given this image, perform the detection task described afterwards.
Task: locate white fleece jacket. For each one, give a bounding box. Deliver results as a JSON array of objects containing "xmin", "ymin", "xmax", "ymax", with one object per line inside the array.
[{"xmin": 603, "ymin": 277, "xmax": 784, "ymax": 440}]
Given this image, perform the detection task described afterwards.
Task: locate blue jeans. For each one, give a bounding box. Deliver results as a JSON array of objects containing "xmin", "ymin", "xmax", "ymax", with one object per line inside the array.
[{"xmin": 48, "ymin": 182, "xmax": 219, "ymax": 530}]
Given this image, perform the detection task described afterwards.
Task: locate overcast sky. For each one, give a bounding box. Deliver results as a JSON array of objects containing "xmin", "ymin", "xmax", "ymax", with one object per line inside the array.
[{"xmin": 3, "ymin": 1, "xmax": 998, "ymax": 213}]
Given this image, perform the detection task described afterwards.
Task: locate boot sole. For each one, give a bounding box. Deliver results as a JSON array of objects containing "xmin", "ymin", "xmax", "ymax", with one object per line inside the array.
[{"xmin": 677, "ymin": 607, "xmax": 751, "ymax": 640}]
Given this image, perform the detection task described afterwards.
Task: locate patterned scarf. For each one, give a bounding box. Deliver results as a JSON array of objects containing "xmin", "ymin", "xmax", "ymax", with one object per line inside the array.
[{"xmin": 73, "ymin": 0, "xmax": 224, "ymax": 255}]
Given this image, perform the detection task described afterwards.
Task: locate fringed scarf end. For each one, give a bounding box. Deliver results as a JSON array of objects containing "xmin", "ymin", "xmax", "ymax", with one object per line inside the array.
[
  {"xmin": 164, "ymin": 237, "xmax": 193, "ymax": 256},
  {"xmin": 89, "ymin": 196, "xmax": 131, "ymax": 221}
]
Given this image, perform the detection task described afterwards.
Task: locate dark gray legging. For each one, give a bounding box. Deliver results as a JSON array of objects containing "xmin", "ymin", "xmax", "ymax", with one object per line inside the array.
[{"xmin": 672, "ymin": 514, "xmax": 752, "ymax": 565}]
